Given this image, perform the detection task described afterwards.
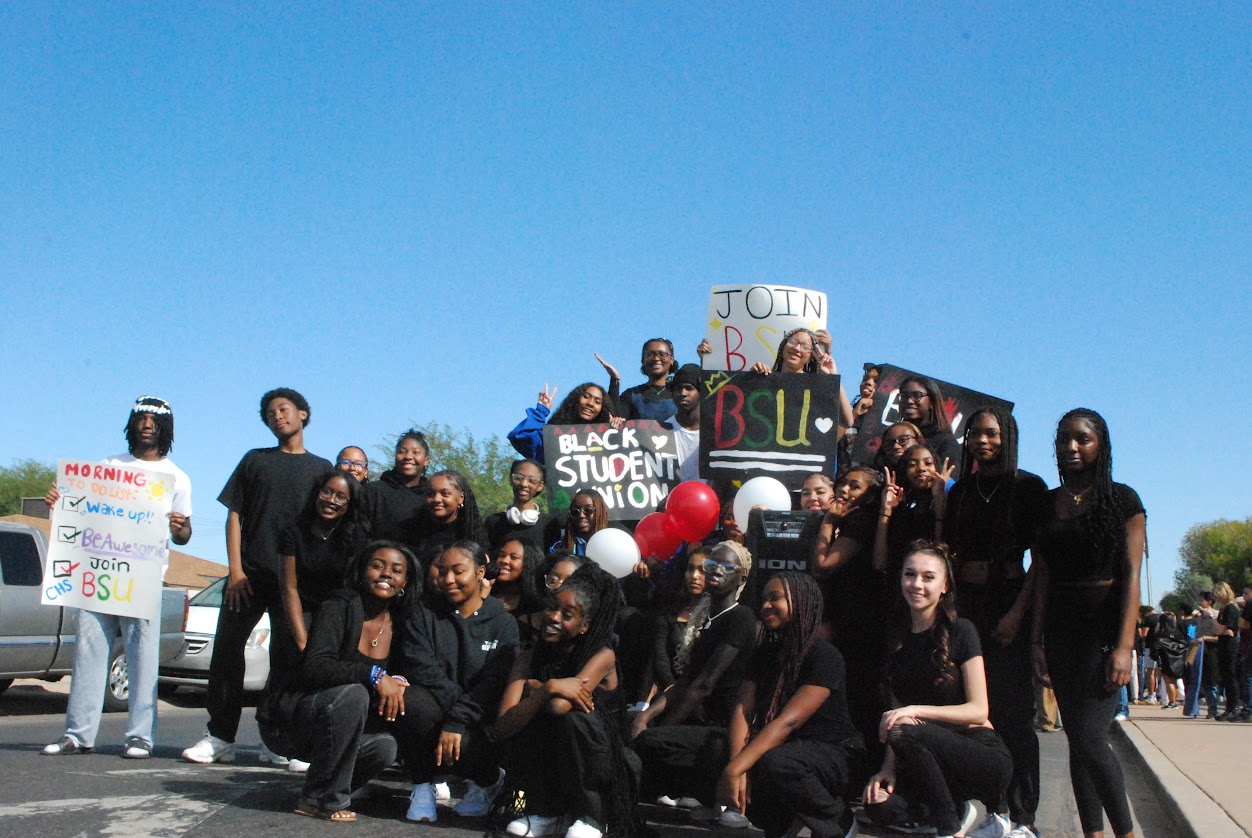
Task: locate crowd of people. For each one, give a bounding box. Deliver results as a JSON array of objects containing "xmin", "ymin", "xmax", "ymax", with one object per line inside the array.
[{"xmin": 40, "ymin": 330, "xmax": 1186, "ymax": 838}]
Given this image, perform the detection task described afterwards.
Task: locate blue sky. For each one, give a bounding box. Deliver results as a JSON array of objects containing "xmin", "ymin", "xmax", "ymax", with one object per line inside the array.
[{"xmin": 3, "ymin": 4, "xmax": 1248, "ymax": 602}]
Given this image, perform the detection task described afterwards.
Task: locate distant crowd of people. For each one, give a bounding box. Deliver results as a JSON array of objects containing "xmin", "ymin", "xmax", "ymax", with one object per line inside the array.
[{"xmin": 40, "ymin": 330, "xmax": 1171, "ymax": 838}]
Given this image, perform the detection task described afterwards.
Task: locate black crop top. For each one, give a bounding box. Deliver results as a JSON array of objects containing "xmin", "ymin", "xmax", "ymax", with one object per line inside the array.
[{"xmin": 1037, "ymin": 483, "xmax": 1144, "ymax": 585}]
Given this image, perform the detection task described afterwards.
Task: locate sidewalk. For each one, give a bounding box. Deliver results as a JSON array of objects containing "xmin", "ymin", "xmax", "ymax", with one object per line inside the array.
[{"xmin": 1114, "ymin": 703, "xmax": 1250, "ymax": 837}]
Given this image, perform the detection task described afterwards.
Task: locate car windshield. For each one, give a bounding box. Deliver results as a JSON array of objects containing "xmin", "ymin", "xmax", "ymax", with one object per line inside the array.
[{"xmin": 189, "ymin": 577, "xmax": 226, "ymax": 607}]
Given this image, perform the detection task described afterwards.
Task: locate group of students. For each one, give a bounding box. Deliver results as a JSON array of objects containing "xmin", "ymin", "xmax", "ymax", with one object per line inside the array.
[{"xmin": 40, "ymin": 330, "xmax": 1149, "ymax": 838}]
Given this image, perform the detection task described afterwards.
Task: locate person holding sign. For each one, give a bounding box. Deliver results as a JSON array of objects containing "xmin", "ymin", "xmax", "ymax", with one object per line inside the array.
[
  {"xmin": 509, "ymin": 382, "xmax": 618, "ymax": 463},
  {"xmin": 43, "ymin": 396, "xmax": 192, "ymax": 759},
  {"xmin": 184, "ymin": 388, "xmax": 332, "ymax": 765},
  {"xmin": 599, "ymin": 338, "xmax": 680, "ymax": 422}
]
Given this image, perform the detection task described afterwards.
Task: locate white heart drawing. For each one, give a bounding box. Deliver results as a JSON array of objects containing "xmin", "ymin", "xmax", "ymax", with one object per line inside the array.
[
  {"xmin": 651, "ymin": 436, "xmax": 668, "ymax": 449},
  {"xmin": 814, "ymin": 417, "xmax": 834, "ymax": 434}
]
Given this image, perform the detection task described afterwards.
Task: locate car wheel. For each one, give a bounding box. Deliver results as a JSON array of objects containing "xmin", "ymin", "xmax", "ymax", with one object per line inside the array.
[{"xmin": 104, "ymin": 646, "xmax": 129, "ymax": 712}]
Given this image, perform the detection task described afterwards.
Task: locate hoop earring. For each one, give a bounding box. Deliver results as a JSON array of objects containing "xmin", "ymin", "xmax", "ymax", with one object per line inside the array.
[{"xmin": 397, "ymin": 588, "xmax": 405, "ymax": 598}]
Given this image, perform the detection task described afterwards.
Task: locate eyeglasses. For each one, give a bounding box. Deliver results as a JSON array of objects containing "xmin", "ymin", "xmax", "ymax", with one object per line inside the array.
[
  {"xmin": 544, "ymin": 574, "xmax": 564, "ymax": 590},
  {"xmin": 569, "ymin": 505, "xmax": 597, "ymax": 518},
  {"xmin": 510, "ymin": 474, "xmax": 543, "ymax": 487},
  {"xmin": 318, "ymin": 487, "xmax": 350, "ymax": 503},
  {"xmin": 898, "ymin": 390, "xmax": 929, "ymax": 402},
  {"xmin": 886, "ymin": 434, "xmax": 917, "ymax": 448},
  {"xmin": 643, "ymin": 350, "xmax": 673, "ymax": 360},
  {"xmin": 337, "ymin": 459, "xmax": 367, "ymax": 469},
  {"xmin": 702, "ymin": 558, "xmax": 738, "ymax": 573},
  {"xmin": 783, "ymin": 337, "xmax": 814, "ymax": 351}
]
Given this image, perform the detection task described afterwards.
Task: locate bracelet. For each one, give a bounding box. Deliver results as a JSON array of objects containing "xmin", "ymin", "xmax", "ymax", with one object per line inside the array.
[{"xmin": 370, "ymin": 665, "xmax": 387, "ymax": 688}]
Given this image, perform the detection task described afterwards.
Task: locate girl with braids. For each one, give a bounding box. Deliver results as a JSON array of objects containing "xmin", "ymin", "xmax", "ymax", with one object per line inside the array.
[
  {"xmin": 944, "ymin": 408, "xmax": 1049, "ymax": 838},
  {"xmin": 894, "ymin": 375, "xmax": 962, "ymax": 473},
  {"xmin": 632, "ymin": 543, "xmax": 758, "ymax": 824},
  {"xmin": 552, "ymin": 489, "xmax": 609, "ymax": 556},
  {"xmin": 364, "ymin": 429, "xmax": 431, "ymax": 541},
  {"xmin": 493, "ymin": 563, "xmax": 640, "ymax": 838},
  {"xmin": 509, "ymin": 382, "xmax": 619, "ymax": 463},
  {"xmin": 1031, "ymin": 409, "xmax": 1145, "ymax": 838},
  {"xmin": 717, "ymin": 572, "xmax": 860, "ymax": 838},
  {"xmin": 405, "ymin": 470, "xmax": 487, "ymax": 565},
  {"xmin": 864, "ymin": 542, "xmax": 1011, "ymax": 838},
  {"xmin": 873, "ymin": 444, "xmax": 954, "ymax": 583}
]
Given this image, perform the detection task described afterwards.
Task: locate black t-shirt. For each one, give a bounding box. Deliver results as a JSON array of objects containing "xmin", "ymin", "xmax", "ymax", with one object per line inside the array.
[
  {"xmin": 218, "ymin": 448, "xmax": 333, "ymax": 576},
  {"xmin": 1219, "ymin": 602, "xmax": 1241, "ymax": 633},
  {"xmin": 1242, "ymin": 602, "xmax": 1252, "ymax": 639},
  {"xmin": 1037, "ymin": 483, "xmax": 1144, "ymax": 584},
  {"xmin": 483, "ymin": 509, "xmax": 562, "ymax": 553},
  {"xmin": 821, "ymin": 509, "xmax": 881, "ymax": 632},
  {"xmin": 888, "ymin": 617, "xmax": 981, "ymax": 709},
  {"xmin": 278, "ymin": 520, "xmax": 354, "ymax": 612},
  {"xmin": 946, "ymin": 470, "xmax": 1049, "ymax": 573},
  {"xmin": 748, "ymin": 638, "xmax": 857, "ymax": 746},
  {"xmin": 686, "ymin": 603, "xmax": 759, "ymax": 727}
]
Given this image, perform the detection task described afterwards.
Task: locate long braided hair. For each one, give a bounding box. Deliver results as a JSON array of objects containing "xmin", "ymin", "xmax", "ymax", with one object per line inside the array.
[
  {"xmin": 754, "ymin": 572, "xmax": 824, "ymax": 731},
  {"xmin": 1054, "ymin": 408, "xmax": 1129, "ymax": 570},
  {"xmin": 886, "ymin": 540, "xmax": 960, "ymax": 689}
]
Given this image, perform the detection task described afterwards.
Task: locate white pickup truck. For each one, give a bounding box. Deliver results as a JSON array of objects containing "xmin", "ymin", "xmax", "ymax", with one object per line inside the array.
[{"xmin": 0, "ymin": 520, "xmax": 186, "ymax": 710}]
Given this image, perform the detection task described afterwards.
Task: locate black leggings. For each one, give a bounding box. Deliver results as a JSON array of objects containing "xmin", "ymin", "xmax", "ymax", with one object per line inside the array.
[
  {"xmin": 748, "ymin": 739, "xmax": 851, "ymax": 838},
  {"xmin": 634, "ymin": 724, "xmax": 728, "ymax": 806},
  {"xmin": 1046, "ymin": 587, "xmax": 1133, "ymax": 836},
  {"xmin": 1218, "ymin": 636, "xmax": 1242, "ymax": 713},
  {"xmin": 863, "ymin": 725, "xmax": 1011, "ymax": 836}
]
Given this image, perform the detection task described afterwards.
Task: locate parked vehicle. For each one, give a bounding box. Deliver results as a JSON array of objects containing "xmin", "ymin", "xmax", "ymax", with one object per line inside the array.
[
  {"xmin": 158, "ymin": 576, "xmax": 271, "ymax": 693},
  {"xmin": 0, "ymin": 521, "xmax": 187, "ymax": 711}
]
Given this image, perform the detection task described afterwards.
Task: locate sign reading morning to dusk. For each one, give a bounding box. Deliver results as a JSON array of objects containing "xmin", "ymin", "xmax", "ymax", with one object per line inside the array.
[
  {"xmin": 702, "ymin": 284, "xmax": 829, "ymax": 372},
  {"xmin": 699, "ymin": 371, "xmax": 841, "ymax": 496},
  {"xmin": 41, "ymin": 459, "xmax": 173, "ymax": 620},
  {"xmin": 544, "ymin": 420, "xmax": 679, "ymax": 521}
]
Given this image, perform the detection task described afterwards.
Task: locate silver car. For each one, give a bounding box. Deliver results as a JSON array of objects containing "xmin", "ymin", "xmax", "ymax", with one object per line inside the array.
[{"xmin": 158, "ymin": 577, "xmax": 271, "ymax": 693}]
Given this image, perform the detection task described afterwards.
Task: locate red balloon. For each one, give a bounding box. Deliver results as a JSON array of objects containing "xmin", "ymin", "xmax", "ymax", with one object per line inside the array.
[
  {"xmin": 665, "ymin": 481, "xmax": 721, "ymax": 542},
  {"xmin": 634, "ymin": 512, "xmax": 683, "ymax": 560}
]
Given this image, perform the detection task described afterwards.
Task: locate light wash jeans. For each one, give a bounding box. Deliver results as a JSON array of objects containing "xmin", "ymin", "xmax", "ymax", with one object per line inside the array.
[{"xmin": 64, "ymin": 609, "xmax": 158, "ymax": 748}]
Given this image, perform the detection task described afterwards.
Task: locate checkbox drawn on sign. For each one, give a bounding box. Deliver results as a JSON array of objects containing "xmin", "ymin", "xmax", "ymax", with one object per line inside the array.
[
  {"xmin": 62, "ymin": 496, "xmax": 85, "ymax": 511},
  {"xmin": 52, "ymin": 560, "xmax": 78, "ymax": 578},
  {"xmin": 57, "ymin": 526, "xmax": 82, "ymax": 544}
]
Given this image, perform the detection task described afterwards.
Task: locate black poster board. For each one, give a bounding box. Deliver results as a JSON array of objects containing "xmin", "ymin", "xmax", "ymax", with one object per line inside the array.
[
  {"xmin": 698, "ymin": 370, "xmax": 841, "ymax": 498},
  {"xmin": 543, "ymin": 420, "xmax": 678, "ymax": 521},
  {"xmin": 848, "ymin": 364, "xmax": 1014, "ymax": 465}
]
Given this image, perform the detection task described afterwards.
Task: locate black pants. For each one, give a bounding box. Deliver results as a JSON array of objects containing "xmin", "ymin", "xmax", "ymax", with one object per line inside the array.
[
  {"xmin": 1218, "ymin": 635, "xmax": 1242, "ymax": 713},
  {"xmin": 263, "ymin": 683, "xmax": 397, "ymax": 813},
  {"xmin": 1046, "ymin": 588, "xmax": 1133, "ymax": 836},
  {"xmin": 502, "ymin": 707, "xmax": 635, "ymax": 827},
  {"xmin": 390, "ymin": 685, "xmax": 498, "ymax": 786},
  {"xmin": 864, "ymin": 725, "xmax": 1011, "ymax": 836},
  {"xmin": 206, "ymin": 568, "xmax": 281, "ymax": 743},
  {"xmin": 747, "ymin": 739, "xmax": 851, "ymax": 838},
  {"xmin": 634, "ymin": 724, "xmax": 728, "ymax": 806}
]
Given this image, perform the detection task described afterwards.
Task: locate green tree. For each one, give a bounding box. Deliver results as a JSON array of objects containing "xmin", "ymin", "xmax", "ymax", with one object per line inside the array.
[
  {"xmin": 1165, "ymin": 569, "xmax": 1214, "ymax": 613},
  {"xmin": 0, "ymin": 459, "xmax": 56, "ymax": 516},
  {"xmin": 1178, "ymin": 517, "xmax": 1252, "ymax": 588},
  {"xmin": 375, "ymin": 423, "xmax": 539, "ymax": 519}
]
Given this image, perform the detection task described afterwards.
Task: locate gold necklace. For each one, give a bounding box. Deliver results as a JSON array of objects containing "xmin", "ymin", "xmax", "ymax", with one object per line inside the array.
[
  {"xmin": 1067, "ymin": 485, "xmax": 1092, "ymax": 505},
  {"xmin": 975, "ymin": 472, "xmax": 1001, "ymax": 503}
]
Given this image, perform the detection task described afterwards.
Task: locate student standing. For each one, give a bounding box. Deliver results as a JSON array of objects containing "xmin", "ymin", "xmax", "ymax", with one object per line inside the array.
[
  {"xmin": 184, "ymin": 388, "xmax": 331, "ymax": 764},
  {"xmin": 664, "ymin": 364, "xmax": 703, "ymax": 481},
  {"xmin": 600, "ymin": 339, "xmax": 680, "ymax": 422},
  {"xmin": 43, "ymin": 396, "xmax": 192, "ymax": 759}
]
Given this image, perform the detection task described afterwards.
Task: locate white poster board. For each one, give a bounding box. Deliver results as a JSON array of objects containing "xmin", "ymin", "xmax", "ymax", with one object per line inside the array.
[
  {"xmin": 702, "ymin": 285, "xmax": 828, "ymax": 371},
  {"xmin": 41, "ymin": 459, "xmax": 173, "ymax": 620}
]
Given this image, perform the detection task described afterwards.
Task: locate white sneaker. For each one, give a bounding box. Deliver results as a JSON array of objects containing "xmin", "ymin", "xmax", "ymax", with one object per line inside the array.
[
  {"xmin": 182, "ymin": 733, "xmax": 235, "ymax": 764},
  {"xmin": 674, "ymin": 796, "xmax": 700, "ymax": 809},
  {"xmin": 719, "ymin": 808, "xmax": 752, "ymax": 828},
  {"xmin": 258, "ymin": 744, "xmax": 289, "ymax": 766},
  {"xmin": 406, "ymin": 782, "xmax": 437, "ymax": 823},
  {"xmin": 656, "ymin": 795, "xmax": 679, "ymax": 807},
  {"xmin": 969, "ymin": 811, "xmax": 1012, "ymax": 838},
  {"xmin": 435, "ymin": 782, "xmax": 451, "ymax": 802},
  {"xmin": 506, "ymin": 814, "xmax": 563, "ymax": 837},
  {"xmin": 287, "ymin": 758, "xmax": 310, "ymax": 774},
  {"xmin": 455, "ymin": 768, "xmax": 506, "ymax": 817},
  {"xmin": 1007, "ymin": 826, "xmax": 1038, "ymax": 838},
  {"xmin": 564, "ymin": 819, "xmax": 603, "ymax": 838},
  {"xmin": 938, "ymin": 801, "xmax": 979, "ymax": 838}
]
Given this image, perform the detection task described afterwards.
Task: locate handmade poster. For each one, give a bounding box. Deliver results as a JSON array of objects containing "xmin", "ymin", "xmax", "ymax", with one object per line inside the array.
[
  {"xmin": 41, "ymin": 459, "xmax": 173, "ymax": 620},
  {"xmin": 698, "ymin": 371, "xmax": 841, "ymax": 496},
  {"xmin": 544, "ymin": 420, "xmax": 679, "ymax": 521},
  {"xmin": 848, "ymin": 364, "xmax": 1014, "ymax": 465},
  {"xmin": 702, "ymin": 285, "xmax": 828, "ymax": 371}
]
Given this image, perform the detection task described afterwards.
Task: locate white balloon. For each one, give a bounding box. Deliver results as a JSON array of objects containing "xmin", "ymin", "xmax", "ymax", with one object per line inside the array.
[
  {"xmin": 732, "ymin": 476, "xmax": 793, "ymax": 531},
  {"xmin": 584, "ymin": 527, "xmax": 641, "ymax": 579}
]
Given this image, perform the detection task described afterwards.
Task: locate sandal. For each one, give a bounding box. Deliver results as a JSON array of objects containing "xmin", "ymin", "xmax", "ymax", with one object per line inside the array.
[{"xmin": 294, "ymin": 801, "xmax": 357, "ymax": 823}]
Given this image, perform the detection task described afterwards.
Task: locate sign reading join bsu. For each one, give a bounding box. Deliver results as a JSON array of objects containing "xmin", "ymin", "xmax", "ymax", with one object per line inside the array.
[
  {"xmin": 41, "ymin": 459, "xmax": 172, "ymax": 620},
  {"xmin": 544, "ymin": 421, "xmax": 679, "ymax": 521},
  {"xmin": 699, "ymin": 371, "xmax": 841, "ymax": 496}
]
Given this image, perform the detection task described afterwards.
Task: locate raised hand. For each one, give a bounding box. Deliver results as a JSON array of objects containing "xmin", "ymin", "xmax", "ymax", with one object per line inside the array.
[
  {"xmin": 538, "ymin": 383, "xmax": 558, "ymax": 409},
  {"xmin": 594, "ymin": 353, "xmax": 621, "ymax": 381}
]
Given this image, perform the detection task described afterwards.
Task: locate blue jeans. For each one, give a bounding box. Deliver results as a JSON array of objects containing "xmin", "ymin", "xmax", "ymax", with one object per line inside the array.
[
  {"xmin": 65, "ymin": 609, "xmax": 158, "ymax": 748},
  {"xmin": 1116, "ymin": 685, "xmax": 1129, "ymax": 716}
]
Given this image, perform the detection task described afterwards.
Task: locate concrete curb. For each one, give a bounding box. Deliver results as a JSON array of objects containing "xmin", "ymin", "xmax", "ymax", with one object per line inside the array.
[{"xmin": 1112, "ymin": 720, "xmax": 1247, "ymax": 837}]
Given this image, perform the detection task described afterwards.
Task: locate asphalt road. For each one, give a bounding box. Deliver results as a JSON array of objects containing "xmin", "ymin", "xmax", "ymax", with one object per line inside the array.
[{"xmin": 0, "ymin": 680, "xmax": 1185, "ymax": 837}]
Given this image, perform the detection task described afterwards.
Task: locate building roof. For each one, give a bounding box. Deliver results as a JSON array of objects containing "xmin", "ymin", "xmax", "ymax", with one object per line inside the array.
[{"xmin": 0, "ymin": 514, "xmax": 227, "ymax": 591}]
